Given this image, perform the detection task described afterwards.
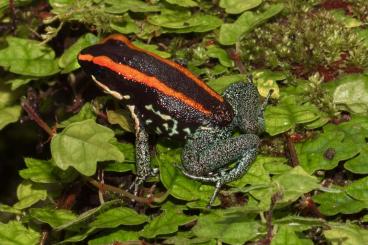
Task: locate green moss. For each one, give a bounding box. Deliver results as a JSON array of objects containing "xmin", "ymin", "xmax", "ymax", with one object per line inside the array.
[{"xmin": 240, "ymin": 9, "xmax": 368, "ymax": 76}]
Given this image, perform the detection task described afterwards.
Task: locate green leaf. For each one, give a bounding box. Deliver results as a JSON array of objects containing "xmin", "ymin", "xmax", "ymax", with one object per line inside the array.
[
  {"xmin": 273, "ymin": 216, "xmax": 326, "ymax": 231},
  {"xmin": 132, "ymin": 41, "xmax": 171, "ymax": 58},
  {"xmin": 207, "ymin": 74, "xmax": 246, "ymax": 93},
  {"xmin": 110, "ymin": 18, "xmax": 140, "ymax": 34},
  {"xmin": 105, "ymin": 0, "xmax": 160, "ymax": 13},
  {"xmin": 272, "ymin": 166, "xmax": 320, "ymax": 204},
  {"xmin": 0, "ymin": 105, "xmax": 21, "ymax": 130},
  {"xmin": 104, "ymin": 143, "xmax": 135, "ymax": 173},
  {"xmin": 193, "ymin": 208, "xmax": 262, "ymax": 244},
  {"xmin": 253, "ymin": 69, "xmax": 284, "ymax": 98},
  {"xmin": 156, "ymin": 147, "xmax": 214, "ymax": 202},
  {"xmin": 141, "ymin": 208, "xmax": 196, "ymax": 238},
  {"xmin": 271, "ymin": 225, "xmax": 313, "ymax": 245},
  {"xmin": 313, "ymin": 189, "xmax": 367, "ymax": 216},
  {"xmin": 5, "ymin": 76, "xmax": 33, "ymax": 90},
  {"xmin": 296, "ymin": 126, "xmax": 360, "ymax": 174},
  {"xmin": 19, "ymin": 158, "xmax": 59, "ymax": 183},
  {"xmin": 206, "ymin": 45, "xmax": 233, "ymax": 67},
  {"xmin": 58, "ymin": 102, "xmax": 96, "ymax": 128},
  {"xmin": 344, "ymin": 147, "xmax": 368, "ymax": 174},
  {"xmin": 166, "ymin": 0, "xmax": 197, "ymax": 7},
  {"xmin": 90, "ymin": 207, "xmax": 148, "ymax": 229},
  {"xmin": 219, "ymin": 4, "xmax": 284, "ymax": 45},
  {"xmin": 88, "ymin": 230, "xmax": 140, "ymax": 245},
  {"xmin": 54, "ymin": 200, "xmax": 120, "ymax": 231},
  {"xmin": 148, "ymin": 11, "xmax": 222, "ymax": 33},
  {"xmin": 13, "ymin": 181, "xmax": 47, "ymax": 210},
  {"xmin": 51, "ymin": 119, "xmax": 124, "ymax": 176},
  {"xmin": 324, "ymin": 223, "xmax": 368, "ymax": 245},
  {"xmin": 345, "ymin": 177, "xmax": 368, "ymax": 201},
  {"xmin": 330, "ymin": 74, "xmax": 368, "ymax": 114},
  {"xmin": 219, "ymin": 0, "xmax": 263, "ymax": 14},
  {"xmin": 0, "ymin": 204, "xmax": 21, "ymax": 215},
  {"xmin": 29, "ymin": 207, "xmax": 77, "ymax": 228},
  {"xmin": 265, "ymin": 97, "xmax": 321, "ymax": 136},
  {"xmin": 106, "ymin": 109, "xmax": 134, "ymax": 132},
  {"xmin": 0, "ymin": 221, "xmax": 40, "ymax": 245},
  {"xmin": 58, "ymin": 33, "xmax": 98, "ymax": 73},
  {"xmin": 0, "ymin": 36, "xmax": 59, "ymax": 76},
  {"xmin": 58, "ymin": 227, "xmax": 96, "ymax": 244}
]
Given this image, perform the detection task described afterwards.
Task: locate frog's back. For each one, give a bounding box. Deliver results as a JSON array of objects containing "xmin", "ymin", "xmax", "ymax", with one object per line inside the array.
[{"xmin": 78, "ymin": 34, "xmax": 233, "ymax": 139}]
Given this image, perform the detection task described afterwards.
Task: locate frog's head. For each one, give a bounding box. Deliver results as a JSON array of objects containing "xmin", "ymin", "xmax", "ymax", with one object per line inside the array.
[{"xmin": 223, "ymin": 80, "xmax": 267, "ymax": 134}]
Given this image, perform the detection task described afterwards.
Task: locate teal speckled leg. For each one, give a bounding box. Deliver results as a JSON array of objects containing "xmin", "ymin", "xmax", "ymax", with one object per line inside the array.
[
  {"xmin": 127, "ymin": 106, "xmax": 156, "ymax": 195},
  {"xmin": 181, "ymin": 127, "xmax": 260, "ymax": 207}
]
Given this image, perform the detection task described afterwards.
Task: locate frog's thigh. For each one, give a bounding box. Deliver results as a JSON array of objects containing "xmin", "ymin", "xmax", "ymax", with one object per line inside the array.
[{"xmin": 184, "ymin": 134, "xmax": 260, "ymax": 176}]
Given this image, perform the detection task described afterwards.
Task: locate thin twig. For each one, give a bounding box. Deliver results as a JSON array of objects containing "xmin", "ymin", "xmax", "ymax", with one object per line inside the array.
[
  {"xmin": 87, "ymin": 178, "xmax": 153, "ymax": 206},
  {"xmin": 285, "ymin": 133, "xmax": 299, "ymax": 167},
  {"xmin": 21, "ymin": 99, "xmax": 55, "ymax": 137}
]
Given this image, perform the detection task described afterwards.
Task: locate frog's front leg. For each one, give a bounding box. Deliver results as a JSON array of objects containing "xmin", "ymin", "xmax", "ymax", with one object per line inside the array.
[
  {"xmin": 127, "ymin": 105, "xmax": 156, "ymax": 195},
  {"xmin": 181, "ymin": 129, "xmax": 260, "ymax": 206}
]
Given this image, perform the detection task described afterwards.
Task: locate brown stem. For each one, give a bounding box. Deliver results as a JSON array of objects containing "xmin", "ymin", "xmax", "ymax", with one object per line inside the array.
[
  {"xmin": 285, "ymin": 133, "xmax": 299, "ymax": 167},
  {"xmin": 87, "ymin": 178, "xmax": 153, "ymax": 206},
  {"xmin": 21, "ymin": 99, "xmax": 55, "ymax": 137}
]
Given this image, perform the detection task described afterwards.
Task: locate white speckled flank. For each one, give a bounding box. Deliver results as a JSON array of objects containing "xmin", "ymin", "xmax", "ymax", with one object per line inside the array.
[{"xmin": 144, "ymin": 104, "xmax": 179, "ymax": 136}]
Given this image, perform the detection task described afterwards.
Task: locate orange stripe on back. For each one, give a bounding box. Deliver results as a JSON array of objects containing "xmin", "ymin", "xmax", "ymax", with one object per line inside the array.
[
  {"xmin": 78, "ymin": 54, "xmax": 213, "ymax": 116},
  {"xmin": 101, "ymin": 34, "xmax": 224, "ymax": 103}
]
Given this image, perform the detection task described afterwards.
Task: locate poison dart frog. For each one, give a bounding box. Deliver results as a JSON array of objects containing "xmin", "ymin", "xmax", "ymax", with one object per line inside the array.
[{"xmin": 77, "ymin": 34, "xmax": 271, "ymax": 207}]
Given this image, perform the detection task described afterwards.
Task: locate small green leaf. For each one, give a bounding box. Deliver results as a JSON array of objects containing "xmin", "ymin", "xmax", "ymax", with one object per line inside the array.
[
  {"xmin": 0, "ymin": 221, "xmax": 40, "ymax": 245},
  {"xmin": 88, "ymin": 230, "xmax": 140, "ymax": 245},
  {"xmin": 273, "ymin": 216, "xmax": 326, "ymax": 231},
  {"xmin": 5, "ymin": 76, "xmax": 33, "ymax": 90},
  {"xmin": 331, "ymin": 74, "xmax": 368, "ymax": 114},
  {"xmin": 272, "ymin": 166, "xmax": 320, "ymax": 204},
  {"xmin": 0, "ymin": 204, "xmax": 21, "ymax": 215},
  {"xmin": 296, "ymin": 127, "xmax": 360, "ymax": 174},
  {"xmin": 132, "ymin": 41, "xmax": 171, "ymax": 58},
  {"xmin": 51, "ymin": 119, "xmax": 124, "ymax": 176},
  {"xmin": 55, "ymin": 200, "xmax": 120, "ymax": 231},
  {"xmin": 148, "ymin": 11, "xmax": 222, "ymax": 33},
  {"xmin": 219, "ymin": 0, "xmax": 263, "ymax": 14},
  {"xmin": 29, "ymin": 207, "xmax": 77, "ymax": 228},
  {"xmin": 271, "ymin": 225, "xmax": 313, "ymax": 245},
  {"xmin": 58, "ymin": 102, "xmax": 96, "ymax": 128},
  {"xmin": 344, "ymin": 147, "xmax": 368, "ymax": 174},
  {"xmin": 104, "ymin": 143, "xmax": 135, "ymax": 173},
  {"xmin": 253, "ymin": 69, "xmax": 284, "ymax": 98},
  {"xmin": 58, "ymin": 33, "xmax": 98, "ymax": 73},
  {"xmin": 219, "ymin": 4, "xmax": 284, "ymax": 45},
  {"xmin": 206, "ymin": 45, "xmax": 233, "ymax": 67},
  {"xmin": 19, "ymin": 158, "xmax": 59, "ymax": 183},
  {"xmin": 13, "ymin": 181, "xmax": 47, "ymax": 210},
  {"xmin": 324, "ymin": 223, "xmax": 368, "ymax": 245},
  {"xmin": 58, "ymin": 227, "xmax": 96, "ymax": 244},
  {"xmin": 90, "ymin": 207, "xmax": 148, "ymax": 228},
  {"xmin": 265, "ymin": 97, "xmax": 321, "ymax": 136},
  {"xmin": 193, "ymin": 208, "xmax": 262, "ymax": 244},
  {"xmin": 105, "ymin": 0, "xmax": 160, "ymax": 13},
  {"xmin": 345, "ymin": 176, "xmax": 368, "ymax": 201},
  {"xmin": 107, "ymin": 109, "xmax": 133, "ymax": 132},
  {"xmin": 110, "ymin": 18, "xmax": 140, "ymax": 34},
  {"xmin": 141, "ymin": 208, "xmax": 196, "ymax": 238},
  {"xmin": 0, "ymin": 105, "xmax": 21, "ymax": 130},
  {"xmin": 166, "ymin": 0, "xmax": 197, "ymax": 7},
  {"xmin": 0, "ymin": 36, "xmax": 59, "ymax": 76},
  {"xmin": 313, "ymin": 189, "xmax": 367, "ymax": 216},
  {"xmin": 207, "ymin": 74, "xmax": 247, "ymax": 93}
]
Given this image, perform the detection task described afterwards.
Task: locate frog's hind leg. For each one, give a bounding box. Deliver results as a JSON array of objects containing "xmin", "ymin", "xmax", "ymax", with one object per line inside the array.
[{"xmin": 181, "ymin": 133, "xmax": 260, "ymax": 207}]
